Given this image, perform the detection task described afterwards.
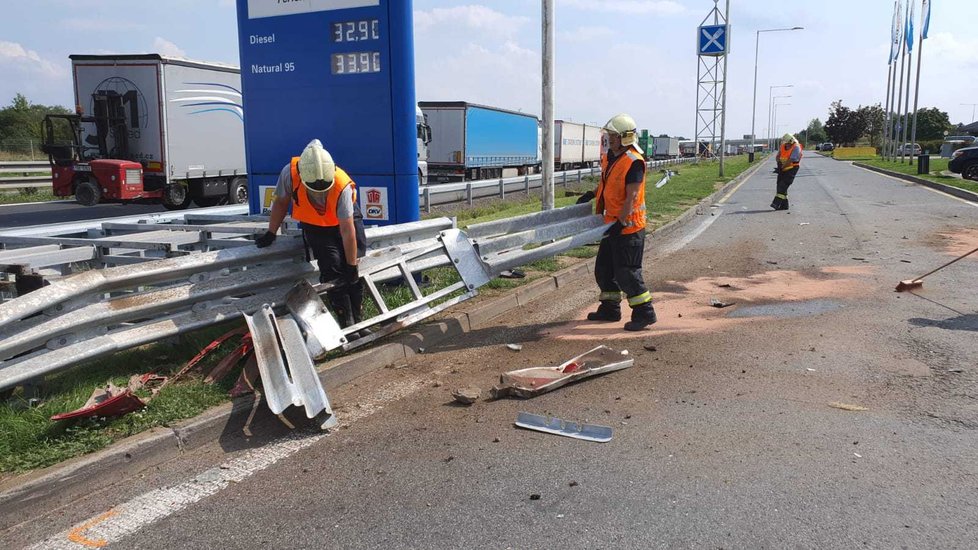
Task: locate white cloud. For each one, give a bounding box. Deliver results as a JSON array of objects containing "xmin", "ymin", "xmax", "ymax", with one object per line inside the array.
[
  {"xmin": 923, "ymin": 31, "xmax": 978, "ymax": 66},
  {"xmin": 153, "ymin": 37, "xmax": 186, "ymax": 58},
  {"xmin": 559, "ymin": 25, "xmax": 614, "ymax": 43},
  {"xmin": 415, "ymin": 5, "xmax": 530, "ymax": 38},
  {"xmin": 60, "ymin": 18, "xmax": 143, "ymax": 31},
  {"xmin": 559, "ymin": 0, "xmax": 685, "ymax": 15},
  {"xmin": 0, "ymin": 41, "xmax": 65, "ymax": 78}
]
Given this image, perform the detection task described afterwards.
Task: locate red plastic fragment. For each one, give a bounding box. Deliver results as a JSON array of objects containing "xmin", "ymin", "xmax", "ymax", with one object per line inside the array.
[{"xmin": 51, "ymin": 389, "xmax": 145, "ymax": 421}]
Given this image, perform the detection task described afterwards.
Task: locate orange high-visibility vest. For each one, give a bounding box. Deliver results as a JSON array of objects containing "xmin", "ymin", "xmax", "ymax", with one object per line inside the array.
[
  {"xmin": 779, "ymin": 142, "xmax": 803, "ymax": 170},
  {"xmin": 596, "ymin": 146, "xmax": 646, "ymax": 235},
  {"xmin": 289, "ymin": 157, "xmax": 357, "ymax": 227}
]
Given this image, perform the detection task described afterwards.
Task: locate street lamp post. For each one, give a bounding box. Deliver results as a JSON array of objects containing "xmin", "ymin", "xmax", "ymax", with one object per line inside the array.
[
  {"xmin": 767, "ymin": 85, "xmax": 792, "ymax": 151},
  {"xmin": 962, "ymin": 103, "xmax": 978, "ymax": 123},
  {"xmin": 769, "ymin": 94, "xmax": 791, "ymax": 151},
  {"xmin": 773, "ymin": 102, "xmax": 791, "ymax": 149},
  {"xmin": 750, "ymin": 27, "xmax": 803, "ymax": 159}
]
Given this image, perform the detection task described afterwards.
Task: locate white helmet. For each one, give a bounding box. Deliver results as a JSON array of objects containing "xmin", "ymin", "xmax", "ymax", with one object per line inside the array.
[
  {"xmin": 603, "ymin": 113, "xmax": 639, "ymax": 149},
  {"xmin": 298, "ymin": 139, "xmax": 335, "ymax": 192},
  {"xmin": 782, "ymin": 133, "xmax": 797, "ymax": 144}
]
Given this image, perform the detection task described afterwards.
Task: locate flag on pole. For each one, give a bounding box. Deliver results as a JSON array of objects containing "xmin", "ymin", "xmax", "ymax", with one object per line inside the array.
[
  {"xmin": 895, "ymin": 0, "xmax": 904, "ymax": 51},
  {"xmin": 906, "ymin": 0, "xmax": 915, "ymax": 53},
  {"xmin": 888, "ymin": 1, "xmax": 900, "ymax": 64},
  {"xmin": 921, "ymin": 0, "xmax": 931, "ymax": 40}
]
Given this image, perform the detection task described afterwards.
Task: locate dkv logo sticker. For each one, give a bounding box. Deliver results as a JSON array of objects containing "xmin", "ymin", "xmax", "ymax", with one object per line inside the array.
[{"xmin": 362, "ymin": 187, "xmax": 388, "ymax": 221}]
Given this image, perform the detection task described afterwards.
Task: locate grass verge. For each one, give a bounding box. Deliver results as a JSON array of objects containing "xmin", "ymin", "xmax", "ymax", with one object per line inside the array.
[
  {"xmin": 0, "ymin": 188, "xmax": 61, "ymax": 205},
  {"xmin": 0, "ymin": 155, "xmax": 764, "ymax": 475},
  {"xmin": 858, "ymin": 157, "xmax": 978, "ymax": 195}
]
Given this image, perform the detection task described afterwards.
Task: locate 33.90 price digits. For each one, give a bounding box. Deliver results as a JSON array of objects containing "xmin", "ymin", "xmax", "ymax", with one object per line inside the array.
[{"xmin": 331, "ymin": 52, "xmax": 381, "ymax": 75}]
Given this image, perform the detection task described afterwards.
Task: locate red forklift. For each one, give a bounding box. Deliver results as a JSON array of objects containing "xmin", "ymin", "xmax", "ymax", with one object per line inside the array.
[{"xmin": 40, "ymin": 91, "xmax": 190, "ymax": 209}]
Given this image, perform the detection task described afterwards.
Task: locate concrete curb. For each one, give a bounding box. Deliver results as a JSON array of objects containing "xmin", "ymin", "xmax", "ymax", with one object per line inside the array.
[
  {"xmin": 0, "ymin": 157, "xmax": 768, "ymax": 514},
  {"xmin": 853, "ymin": 162, "xmax": 978, "ymax": 203}
]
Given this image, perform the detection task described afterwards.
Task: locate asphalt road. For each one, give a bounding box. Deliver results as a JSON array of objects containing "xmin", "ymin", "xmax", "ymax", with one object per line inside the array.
[
  {"xmin": 5, "ymin": 154, "xmax": 977, "ymax": 549},
  {"xmin": 0, "ymin": 201, "xmax": 180, "ymax": 229}
]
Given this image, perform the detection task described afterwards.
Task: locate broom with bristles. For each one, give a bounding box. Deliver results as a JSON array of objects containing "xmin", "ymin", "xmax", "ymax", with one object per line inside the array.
[{"xmin": 895, "ymin": 247, "xmax": 978, "ymax": 292}]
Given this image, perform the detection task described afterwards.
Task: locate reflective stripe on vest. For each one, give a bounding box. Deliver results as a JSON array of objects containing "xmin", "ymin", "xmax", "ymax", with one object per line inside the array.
[
  {"xmin": 779, "ymin": 143, "xmax": 803, "ymax": 169},
  {"xmin": 596, "ymin": 146, "xmax": 647, "ymax": 235},
  {"xmin": 290, "ymin": 157, "xmax": 357, "ymax": 227}
]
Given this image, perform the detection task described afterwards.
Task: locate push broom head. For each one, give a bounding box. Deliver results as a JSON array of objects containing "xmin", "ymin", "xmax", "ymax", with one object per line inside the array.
[{"xmin": 895, "ymin": 279, "xmax": 923, "ymax": 292}]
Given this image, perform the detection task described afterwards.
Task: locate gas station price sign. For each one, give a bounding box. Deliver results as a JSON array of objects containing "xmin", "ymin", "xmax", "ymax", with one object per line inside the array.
[{"xmin": 236, "ymin": 0, "xmax": 419, "ymax": 225}]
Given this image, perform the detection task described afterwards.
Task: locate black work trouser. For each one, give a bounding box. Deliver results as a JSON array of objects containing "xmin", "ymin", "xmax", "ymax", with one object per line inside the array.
[
  {"xmin": 594, "ymin": 230, "xmax": 649, "ymax": 306},
  {"xmin": 776, "ymin": 166, "xmax": 799, "ymax": 197},
  {"xmin": 302, "ymin": 222, "xmax": 366, "ymax": 324}
]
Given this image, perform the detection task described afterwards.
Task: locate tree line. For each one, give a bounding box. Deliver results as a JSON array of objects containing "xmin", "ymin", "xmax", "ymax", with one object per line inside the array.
[
  {"xmin": 0, "ymin": 94, "xmax": 73, "ymax": 154},
  {"xmin": 794, "ymin": 100, "xmax": 963, "ymax": 152}
]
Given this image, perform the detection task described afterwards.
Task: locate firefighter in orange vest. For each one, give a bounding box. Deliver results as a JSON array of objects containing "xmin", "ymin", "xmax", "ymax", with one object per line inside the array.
[
  {"xmin": 771, "ymin": 133, "xmax": 803, "ymax": 210},
  {"xmin": 578, "ymin": 114, "xmax": 656, "ymax": 331},
  {"xmin": 256, "ymin": 140, "xmax": 368, "ymax": 330}
]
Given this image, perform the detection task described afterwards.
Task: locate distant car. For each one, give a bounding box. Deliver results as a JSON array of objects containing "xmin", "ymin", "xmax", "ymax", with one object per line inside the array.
[
  {"xmin": 820, "ymin": 143, "xmax": 834, "ymax": 152},
  {"xmin": 900, "ymin": 143, "xmax": 922, "ymax": 155},
  {"xmin": 948, "ymin": 145, "xmax": 978, "ymax": 181}
]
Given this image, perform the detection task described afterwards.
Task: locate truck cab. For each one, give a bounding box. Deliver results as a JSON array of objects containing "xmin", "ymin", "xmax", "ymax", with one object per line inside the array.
[{"xmin": 417, "ymin": 105, "xmax": 431, "ymax": 185}]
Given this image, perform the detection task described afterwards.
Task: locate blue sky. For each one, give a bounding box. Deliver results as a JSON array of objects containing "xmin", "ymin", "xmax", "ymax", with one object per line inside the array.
[{"xmin": 1, "ymin": 1, "xmax": 975, "ymax": 138}]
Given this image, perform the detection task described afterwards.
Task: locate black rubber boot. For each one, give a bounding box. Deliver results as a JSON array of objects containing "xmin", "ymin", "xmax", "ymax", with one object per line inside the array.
[
  {"xmin": 586, "ymin": 301, "xmax": 621, "ymax": 322},
  {"xmin": 624, "ymin": 303, "xmax": 657, "ymax": 331}
]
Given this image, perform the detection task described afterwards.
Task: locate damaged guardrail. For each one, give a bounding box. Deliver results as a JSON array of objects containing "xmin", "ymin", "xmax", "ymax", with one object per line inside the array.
[{"xmin": 0, "ymin": 204, "xmax": 609, "ymax": 394}]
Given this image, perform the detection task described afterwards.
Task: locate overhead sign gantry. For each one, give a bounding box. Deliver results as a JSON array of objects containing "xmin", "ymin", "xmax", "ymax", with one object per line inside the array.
[{"xmin": 235, "ymin": 0, "xmax": 419, "ymax": 225}]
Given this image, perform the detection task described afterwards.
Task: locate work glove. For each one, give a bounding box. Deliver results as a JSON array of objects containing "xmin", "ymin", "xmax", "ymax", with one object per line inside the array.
[
  {"xmin": 255, "ymin": 230, "xmax": 276, "ymax": 248},
  {"xmin": 341, "ymin": 262, "xmax": 360, "ymax": 285},
  {"xmin": 604, "ymin": 221, "xmax": 624, "ymax": 237},
  {"xmin": 576, "ymin": 190, "xmax": 595, "ymax": 204}
]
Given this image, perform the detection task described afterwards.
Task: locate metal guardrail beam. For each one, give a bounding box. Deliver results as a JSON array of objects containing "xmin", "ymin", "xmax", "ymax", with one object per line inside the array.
[
  {"xmin": 0, "ymin": 176, "xmax": 50, "ymax": 190},
  {"xmin": 0, "ymin": 204, "xmax": 602, "ymax": 391},
  {"xmin": 0, "ymin": 161, "xmax": 50, "ymax": 173}
]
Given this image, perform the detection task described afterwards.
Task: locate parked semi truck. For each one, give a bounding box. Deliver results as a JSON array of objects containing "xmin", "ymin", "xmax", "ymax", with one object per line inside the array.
[
  {"xmin": 40, "ymin": 54, "xmax": 247, "ymax": 209},
  {"xmin": 653, "ymin": 137, "xmax": 680, "ymax": 160},
  {"xmin": 554, "ymin": 120, "xmax": 601, "ymax": 171},
  {"xmin": 419, "ymin": 101, "xmax": 540, "ymax": 182},
  {"xmin": 416, "ymin": 105, "xmax": 431, "ymax": 185}
]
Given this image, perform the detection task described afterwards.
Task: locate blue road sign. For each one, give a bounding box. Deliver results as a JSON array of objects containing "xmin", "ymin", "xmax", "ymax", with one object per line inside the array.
[
  {"xmin": 236, "ymin": 0, "xmax": 419, "ymax": 225},
  {"xmin": 698, "ymin": 24, "xmax": 728, "ymax": 56}
]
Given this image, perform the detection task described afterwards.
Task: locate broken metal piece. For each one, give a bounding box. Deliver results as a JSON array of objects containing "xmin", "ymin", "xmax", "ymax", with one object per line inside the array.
[
  {"xmin": 710, "ymin": 297, "xmax": 733, "ymax": 308},
  {"xmin": 244, "ymin": 304, "xmax": 337, "ymax": 429},
  {"xmin": 490, "ymin": 345, "xmax": 633, "ymax": 399},
  {"xmin": 514, "ymin": 412, "xmax": 613, "ymax": 443},
  {"xmin": 286, "ymin": 279, "xmax": 345, "ymax": 360},
  {"xmin": 50, "ymin": 383, "xmax": 145, "ymax": 421}
]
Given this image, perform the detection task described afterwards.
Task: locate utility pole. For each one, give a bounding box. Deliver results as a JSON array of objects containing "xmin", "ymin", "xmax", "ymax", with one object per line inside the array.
[{"xmin": 541, "ymin": 0, "xmax": 555, "ymax": 210}]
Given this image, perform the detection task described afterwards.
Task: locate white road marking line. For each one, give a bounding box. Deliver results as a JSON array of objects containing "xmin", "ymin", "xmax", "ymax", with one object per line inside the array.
[{"xmin": 28, "ymin": 377, "xmax": 432, "ymax": 549}]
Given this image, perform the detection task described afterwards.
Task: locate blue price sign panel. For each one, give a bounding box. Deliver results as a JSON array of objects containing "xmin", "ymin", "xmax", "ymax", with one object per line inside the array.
[
  {"xmin": 236, "ymin": 0, "xmax": 419, "ymax": 225},
  {"xmin": 698, "ymin": 24, "xmax": 729, "ymax": 56}
]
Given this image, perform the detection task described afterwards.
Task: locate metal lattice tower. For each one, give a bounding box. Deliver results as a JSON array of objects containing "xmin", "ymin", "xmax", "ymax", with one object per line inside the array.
[{"xmin": 694, "ymin": 1, "xmax": 729, "ymax": 162}]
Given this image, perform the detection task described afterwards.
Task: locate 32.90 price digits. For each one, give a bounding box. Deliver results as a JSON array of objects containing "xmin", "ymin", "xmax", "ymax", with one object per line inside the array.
[
  {"xmin": 331, "ymin": 52, "xmax": 381, "ymax": 75},
  {"xmin": 332, "ymin": 20, "xmax": 380, "ymax": 43}
]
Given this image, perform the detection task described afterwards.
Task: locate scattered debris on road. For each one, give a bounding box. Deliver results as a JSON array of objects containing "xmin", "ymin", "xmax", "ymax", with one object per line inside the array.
[
  {"xmin": 515, "ymin": 411, "xmax": 613, "ymax": 442},
  {"xmin": 799, "ymin": 222, "xmax": 810, "ymax": 226},
  {"xmin": 829, "ymin": 402, "xmax": 869, "ymax": 412},
  {"xmin": 643, "ymin": 343, "xmax": 657, "ymax": 352},
  {"xmin": 452, "ymin": 386, "xmax": 481, "ymax": 405},
  {"xmin": 490, "ymin": 346, "xmax": 633, "ymax": 399},
  {"xmin": 500, "ymin": 269, "xmax": 526, "ymax": 279},
  {"xmin": 506, "ymin": 343, "xmax": 523, "ymax": 352},
  {"xmin": 710, "ymin": 297, "xmax": 733, "ymax": 308}
]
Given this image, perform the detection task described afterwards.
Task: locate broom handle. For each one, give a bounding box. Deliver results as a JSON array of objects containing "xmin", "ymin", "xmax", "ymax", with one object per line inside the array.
[{"xmin": 912, "ymin": 247, "xmax": 978, "ymax": 281}]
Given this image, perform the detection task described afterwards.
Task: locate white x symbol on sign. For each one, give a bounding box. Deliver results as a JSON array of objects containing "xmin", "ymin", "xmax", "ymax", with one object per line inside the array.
[{"xmin": 702, "ymin": 27, "xmax": 724, "ymax": 51}]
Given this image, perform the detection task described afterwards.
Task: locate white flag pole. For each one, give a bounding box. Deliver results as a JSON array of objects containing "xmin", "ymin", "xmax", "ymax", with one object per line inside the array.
[
  {"xmin": 909, "ymin": 0, "xmax": 929, "ymax": 164},
  {"xmin": 899, "ymin": 0, "xmax": 915, "ymax": 163}
]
